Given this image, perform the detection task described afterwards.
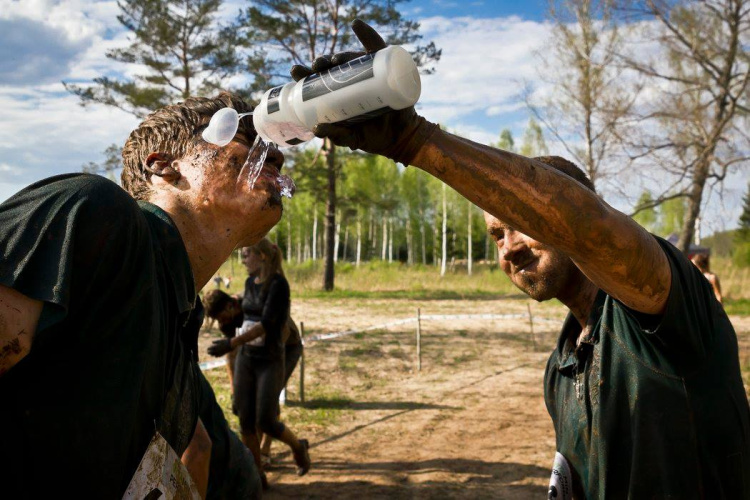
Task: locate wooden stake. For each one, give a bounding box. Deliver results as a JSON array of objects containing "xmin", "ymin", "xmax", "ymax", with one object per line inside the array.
[
  {"xmin": 417, "ymin": 308, "xmax": 422, "ymax": 372},
  {"xmin": 527, "ymin": 303, "xmax": 537, "ymax": 352},
  {"xmin": 299, "ymin": 321, "xmax": 305, "ymax": 403}
]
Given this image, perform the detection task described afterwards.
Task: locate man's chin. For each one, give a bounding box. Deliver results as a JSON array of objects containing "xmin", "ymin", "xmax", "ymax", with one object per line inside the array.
[{"xmin": 514, "ymin": 278, "xmax": 556, "ymax": 302}]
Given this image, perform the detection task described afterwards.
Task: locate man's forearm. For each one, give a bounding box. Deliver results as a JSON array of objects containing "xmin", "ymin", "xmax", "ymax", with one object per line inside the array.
[
  {"xmin": 182, "ymin": 418, "xmax": 211, "ymax": 499},
  {"xmin": 412, "ymin": 129, "xmax": 612, "ymax": 260}
]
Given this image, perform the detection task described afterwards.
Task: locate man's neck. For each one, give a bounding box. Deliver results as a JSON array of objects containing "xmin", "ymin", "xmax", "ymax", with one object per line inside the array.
[
  {"xmin": 557, "ymin": 272, "xmax": 600, "ymax": 329},
  {"xmin": 151, "ymin": 197, "xmax": 244, "ymax": 293}
]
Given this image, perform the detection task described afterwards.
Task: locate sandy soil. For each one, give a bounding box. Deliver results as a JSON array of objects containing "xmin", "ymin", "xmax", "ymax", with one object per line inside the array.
[{"xmin": 198, "ymin": 298, "xmax": 750, "ymax": 500}]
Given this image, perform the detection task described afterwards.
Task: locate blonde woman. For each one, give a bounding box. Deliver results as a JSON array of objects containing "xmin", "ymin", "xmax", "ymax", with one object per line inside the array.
[{"xmin": 208, "ymin": 239, "xmax": 310, "ymax": 485}]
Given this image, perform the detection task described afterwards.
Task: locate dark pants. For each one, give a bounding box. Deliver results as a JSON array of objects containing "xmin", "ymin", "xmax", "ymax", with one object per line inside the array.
[
  {"xmin": 283, "ymin": 343, "xmax": 303, "ymax": 386},
  {"xmin": 234, "ymin": 348, "xmax": 286, "ymax": 438}
]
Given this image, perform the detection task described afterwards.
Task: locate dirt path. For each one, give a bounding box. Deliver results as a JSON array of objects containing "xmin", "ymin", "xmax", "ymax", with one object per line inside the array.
[{"xmin": 198, "ymin": 298, "xmax": 750, "ymax": 499}]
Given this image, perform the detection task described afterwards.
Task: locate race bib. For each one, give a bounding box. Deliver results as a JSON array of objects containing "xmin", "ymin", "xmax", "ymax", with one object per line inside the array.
[
  {"xmin": 548, "ymin": 452, "xmax": 573, "ymax": 500},
  {"xmin": 123, "ymin": 432, "xmax": 200, "ymax": 500}
]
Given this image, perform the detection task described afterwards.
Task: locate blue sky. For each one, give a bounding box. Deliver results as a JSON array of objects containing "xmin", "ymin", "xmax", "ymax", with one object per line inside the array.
[
  {"xmin": 0, "ymin": 0, "xmax": 747, "ymax": 236},
  {"xmin": 407, "ymin": 0, "xmax": 548, "ymax": 20}
]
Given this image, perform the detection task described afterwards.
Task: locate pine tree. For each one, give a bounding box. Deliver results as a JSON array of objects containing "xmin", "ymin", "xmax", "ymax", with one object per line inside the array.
[
  {"xmin": 738, "ymin": 183, "xmax": 750, "ymax": 242},
  {"xmin": 235, "ymin": 1, "xmax": 441, "ymax": 290},
  {"xmin": 64, "ymin": 0, "xmax": 240, "ymax": 118}
]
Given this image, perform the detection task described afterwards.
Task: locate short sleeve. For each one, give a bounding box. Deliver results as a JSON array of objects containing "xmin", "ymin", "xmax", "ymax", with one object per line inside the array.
[
  {"xmin": 640, "ymin": 237, "xmax": 721, "ymax": 364},
  {"xmin": 0, "ymin": 174, "xmax": 144, "ymax": 332}
]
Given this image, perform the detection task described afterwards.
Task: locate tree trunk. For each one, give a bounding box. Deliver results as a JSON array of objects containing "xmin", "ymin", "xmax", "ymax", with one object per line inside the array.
[
  {"xmin": 381, "ymin": 214, "xmax": 387, "ymax": 260},
  {"xmin": 388, "ymin": 217, "xmax": 394, "ymax": 263},
  {"xmin": 356, "ymin": 218, "xmax": 362, "ymax": 268},
  {"xmin": 333, "ymin": 210, "xmax": 341, "ymax": 264},
  {"xmin": 369, "ymin": 209, "xmax": 376, "ymax": 257},
  {"xmin": 297, "ymin": 225, "xmax": 302, "ymax": 263},
  {"xmin": 406, "ymin": 218, "xmax": 413, "ymax": 265},
  {"xmin": 312, "ymin": 209, "xmax": 318, "ymax": 261},
  {"xmin": 287, "ymin": 216, "xmax": 292, "ymax": 261},
  {"xmin": 433, "ymin": 209, "xmax": 439, "ymax": 267},
  {"xmin": 323, "ymin": 140, "xmax": 336, "ymax": 290},
  {"xmin": 343, "ymin": 224, "xmax": 350, "ymax": 262},
  {"xmin": 441, "ymin": 184, "xmax": 447, "ymax": 276},
  {"xmin": 677, "ymin": 157, "xmax": 711, "ymax": 254},
  {"xmin": 467, "ymin": 201, "xmax": 473, "ymax": 276}
]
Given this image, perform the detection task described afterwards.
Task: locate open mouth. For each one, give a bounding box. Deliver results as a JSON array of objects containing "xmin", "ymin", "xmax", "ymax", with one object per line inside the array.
[{"xmin": 516, "ymin": 257, "xmax": 538, "ymax": 273}]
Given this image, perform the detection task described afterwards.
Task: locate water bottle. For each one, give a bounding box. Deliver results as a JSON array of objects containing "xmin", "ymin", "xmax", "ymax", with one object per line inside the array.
[{"xmin": 253, "ymin": 45, "xmax": 421, "ymax": 147}]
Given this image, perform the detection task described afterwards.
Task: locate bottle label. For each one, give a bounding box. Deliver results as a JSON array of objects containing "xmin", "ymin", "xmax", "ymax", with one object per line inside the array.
[
  {"xmin": 267, "ymin": 86, "xmax": 283, "ymax": 114},
  {"xmin": 302, "ymin": 53, "xmax": 375, "ymax": 102}
]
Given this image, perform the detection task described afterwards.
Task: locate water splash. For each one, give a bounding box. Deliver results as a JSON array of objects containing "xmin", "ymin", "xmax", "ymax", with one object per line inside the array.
[
  {"xmin": 277, "ymin": 175, "xmax": 296, "ymax": 198},
  {"xmin": 246, "ymin": 136, "xmax": 270, "ymax": 190},
  {"xmin": 240, "ymin": 136, "xmax": 296, "ymax": 198}
]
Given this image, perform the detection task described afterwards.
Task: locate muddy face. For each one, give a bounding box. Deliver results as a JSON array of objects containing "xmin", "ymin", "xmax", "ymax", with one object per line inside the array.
[{"xmin": 484, "ymin": 212, "xmax": 577, "ymax": 302}]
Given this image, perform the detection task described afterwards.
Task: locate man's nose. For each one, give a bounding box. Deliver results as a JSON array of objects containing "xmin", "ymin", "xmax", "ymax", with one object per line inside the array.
[
  {"xmin": 501, "ymin": 230, "xmax": 527, "ymax": 261},
  {"xmin": 265, "ymin": 144, "xmax": 284, "ymax": 170}
]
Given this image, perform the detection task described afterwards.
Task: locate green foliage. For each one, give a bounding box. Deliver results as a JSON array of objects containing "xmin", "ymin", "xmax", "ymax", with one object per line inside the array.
[
  {"xmin": 701, "ymin": 229, "xmax": 738, "ymax": 258},
  {"xmin": 732, "ymin": 241, "xmax": 750, "ymax": 268},
  {"xmin": 81, "ymin": 143, "xmax": 124, "ymax": 182},
  {"xmin": 632, "ymin": 190, "xmax": 658, "ymax": 232},
  {"xmin": 495, "ymin": 129, "xmax": 515, "ymax": 152},
  {"xmin": 235, "ymin": 0, "xmax": 442, "ymax": 94},
  {"xmin": 738, "ymin": 183, "xmax": 750, "ymax": 243},
  {"xmin": 65, "ymin": 0, "xmax": 240, "ymax": 117},
  {"xmin": 658, "ymin": 197, "xmax": 687, "ymax": 236},
  {"xmin": 519, "ymin": 118, "xmax": 548, "ymax": 157}
]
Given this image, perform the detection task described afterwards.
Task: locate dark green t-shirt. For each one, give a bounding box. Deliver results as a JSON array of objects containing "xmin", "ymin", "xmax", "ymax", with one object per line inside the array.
[
  {"xmin": 0, "ymin": 174, "xmax": 200, "ymax": 498},
  {"xmin": 545, "ymin": 237, "xmax": 750, "ymax": 499}
]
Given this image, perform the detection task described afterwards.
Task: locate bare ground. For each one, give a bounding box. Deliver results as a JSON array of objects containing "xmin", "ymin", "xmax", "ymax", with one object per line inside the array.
[{"xmin": 198, "ymin": 298, "xmax": 750, "ymax": 500}]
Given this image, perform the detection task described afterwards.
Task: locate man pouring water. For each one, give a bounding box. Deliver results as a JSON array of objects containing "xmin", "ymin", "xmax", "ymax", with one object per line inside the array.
[{"xmin": 290, "ymin": 19, "xmax": 750, "ymax": 499}]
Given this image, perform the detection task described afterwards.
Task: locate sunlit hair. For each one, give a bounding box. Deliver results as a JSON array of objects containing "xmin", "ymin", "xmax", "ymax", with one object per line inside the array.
[
  {"xmin": 121, "ymin": 92, "xmax": 255, "ymax": 201},
  {"xmin": 247, "ymin": 238, "xmax": 285, "ymax": 289},
  {"xmin": 692, "ymin": 253, "xmax": 710, "ymax": 272},
  {"xmin": 534, "ymin": 156, "xmax": 595, "ymax": 193},
  {"xmin": 203, "ymin": 289, "xmax": 233, "ymax": 319}
]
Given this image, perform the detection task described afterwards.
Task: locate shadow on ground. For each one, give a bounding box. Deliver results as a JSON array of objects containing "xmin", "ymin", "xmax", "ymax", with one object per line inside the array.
[
  {"xmin": 287, "ymin": 400, "xmax": 459, "ymax": 411},
  {"xmin": 265, "ymin": 459, "xmax": 549, "ymax": 499}
]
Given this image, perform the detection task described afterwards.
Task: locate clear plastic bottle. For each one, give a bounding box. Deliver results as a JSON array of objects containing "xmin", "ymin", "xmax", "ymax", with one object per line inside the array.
[{"xmin": 253, "ymin": 45, "xmax": 421, "ymax": 147}]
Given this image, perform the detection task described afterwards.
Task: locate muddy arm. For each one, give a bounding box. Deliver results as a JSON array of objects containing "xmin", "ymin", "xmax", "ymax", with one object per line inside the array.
[
  {"xmin": 182, "ymin": 418, "xmax": 211, "ymax": 499},
  {"xmin": 412, "ymin": 130, "xmax": 671, "ymax": 315},
  {"xmin": 0, "ymin": 284, "xmax": 42, "ymax": 376}
]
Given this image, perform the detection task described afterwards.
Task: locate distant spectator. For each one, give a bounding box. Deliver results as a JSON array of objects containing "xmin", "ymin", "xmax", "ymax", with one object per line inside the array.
[
  {"xmin": 213, "ymin": 275, "xmax": 223, "ymax": 288},
  {"xmin": 224, "ymin": 276, "xmax": 233, "ymax": 289},
  {"xmin": 204, "ymin": 289, "xmax": 243, "ymax": 387},
  {"xmin": 208, "ymin": 239, "xmax": 310, "ymax": 485},
  {"xmin": 691, "ymin": 254, "xmax": 723, "ymax": 304}
]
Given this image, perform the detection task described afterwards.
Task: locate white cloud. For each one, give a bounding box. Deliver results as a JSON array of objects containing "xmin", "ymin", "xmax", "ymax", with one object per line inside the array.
[
  {"xmin": 0, "ymin": 5, "xmax": 746, "ymax": 235},
  {"xmin": 415, "ymin": 16, "xmax": 550, "ymax": 126}
]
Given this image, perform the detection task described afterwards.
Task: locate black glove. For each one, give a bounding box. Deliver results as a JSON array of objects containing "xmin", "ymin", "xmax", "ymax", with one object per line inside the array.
[
  {"xmin": 290, "ymin": 19, "xmax": 438, "ymax": 166},
  {"xmin": 208, "ymin": 338, "xmax": 233, "ymax": 357}
]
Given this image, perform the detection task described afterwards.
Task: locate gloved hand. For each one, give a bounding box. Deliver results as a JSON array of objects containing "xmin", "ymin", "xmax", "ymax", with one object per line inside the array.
[
  {"xmin": 208, "ymin": 338, "xmax": 233, "ymax": 357},
  {"xmin": 290, "ymin": 19, "xmax": 438, "ymax": 166}
]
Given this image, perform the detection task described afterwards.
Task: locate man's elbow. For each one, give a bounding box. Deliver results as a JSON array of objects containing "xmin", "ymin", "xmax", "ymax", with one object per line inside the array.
[{"xmin": 0, "ymin": 284, "xmax": 42, "ymax": 376}]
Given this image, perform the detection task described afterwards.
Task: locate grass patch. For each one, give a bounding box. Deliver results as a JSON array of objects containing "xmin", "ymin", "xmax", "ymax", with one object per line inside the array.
[
  {"xmin": 207, "ymin": 260, "xmax": 518, "ymax": 301},
  {"xmin": 285, "ymin": 387, "xmax": 353, "ymax": 428},
  {"xmin": 451, "ymin": 353, "xmax": 479, "ymax": 365},
  {"xmin": 724, "ymin": 298, "xmax": 750, "ymax": 316}
]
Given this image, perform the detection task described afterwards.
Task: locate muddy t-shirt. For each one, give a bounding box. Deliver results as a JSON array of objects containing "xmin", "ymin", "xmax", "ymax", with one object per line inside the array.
[
  {"xmin": 544, "ymin": 237, "xmax": 750, "ymax": 499},
  {"xmin": 0, "ymin": 174, "xmax": 200, "ymax": 498}
]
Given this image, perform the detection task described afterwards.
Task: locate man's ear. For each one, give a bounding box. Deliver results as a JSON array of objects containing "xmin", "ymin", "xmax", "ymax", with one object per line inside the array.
[{"xmin": 146, "ymin": 152, "xmax": 181, "ymax": 184}]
